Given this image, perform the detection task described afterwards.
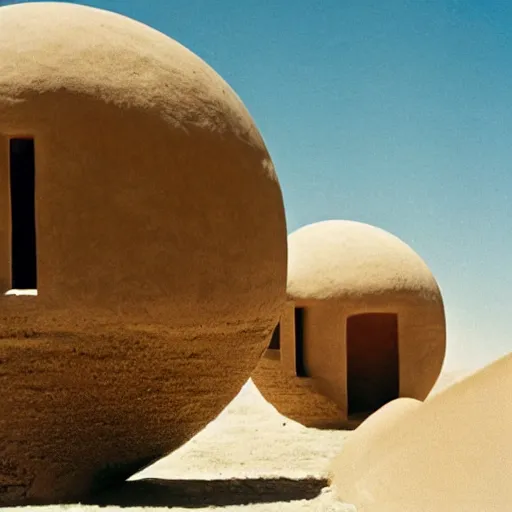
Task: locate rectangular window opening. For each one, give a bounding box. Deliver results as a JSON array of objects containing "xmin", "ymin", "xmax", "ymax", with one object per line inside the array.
[
  {"xmin": 268, "ymin": 322, "xmax": 281, "ymax": 350},
  {"xmin": 9, "ymin": 138, "xmax": 37, "ymax": 291},
  {"xmin": 295, "ymin": 307, "xmax": 307, "ymax": 377}
]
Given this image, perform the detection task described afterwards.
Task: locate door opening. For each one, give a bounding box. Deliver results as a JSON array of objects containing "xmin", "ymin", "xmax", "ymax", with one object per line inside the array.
[
  {"xmin": 9, "ymin": 138, "xmax": 37, "ymax": 290},
  {"xmin": 295, "ymin": 308, "xmax": 307, "ymax": 377},
  {"xmin": 346, "ymin": 313, "xmax": 399, "ymax": 416}
]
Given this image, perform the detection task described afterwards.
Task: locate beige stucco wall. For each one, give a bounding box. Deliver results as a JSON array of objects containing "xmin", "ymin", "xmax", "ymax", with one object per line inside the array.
[
  {"xmin": 0, "ymin": 2, "xmax": 286, "ymax": 506},
  {"xmin": 301, "ymin": 302, "xmax": 348, "ymax": 412},
  {"xmin": 252, "ymin": 301, "xmax": 345, "ymax": 429},
  {"xmin": 303, "ymin": 294, "xmax": 446, "ymax": 408},
  {"xmin": 253, "ymin": 294, "xmax": 445, "ymax": 428}
]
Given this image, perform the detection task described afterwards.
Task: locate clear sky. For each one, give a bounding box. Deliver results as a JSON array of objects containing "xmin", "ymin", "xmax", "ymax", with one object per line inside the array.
[{"xmin": 4, "ymin": 0, "xmax": 512, "ymax": 371}]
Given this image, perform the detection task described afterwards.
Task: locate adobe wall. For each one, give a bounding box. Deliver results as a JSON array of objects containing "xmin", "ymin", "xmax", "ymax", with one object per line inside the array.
[
  {"xmin": 0, "ymin": 96, "xmax": 285, "ymax": 324},
  {"xmin": 252, "ymin": 301, "xmax": 345, "ymax": 428},
  {"xmin": 252, "ymin": 292, "xmax": 445, "ymax": 428},
  {"xmin": 301, "ymin": 302, "xmax": 348, "ymax": 412},
  {"xmin": 0, "ymin": 99, "xmax": 285, "ymax": 505},
  {"xmin": 253, "ymin": 354, "xmax": 346, "ymax": 429},
  {"xmin": 1, "ymin": 319, "xmax": 275, "ymax": 504},
  {"xmin": 325, "ymin": 294, "xmax": 445, "ymax": 405}
]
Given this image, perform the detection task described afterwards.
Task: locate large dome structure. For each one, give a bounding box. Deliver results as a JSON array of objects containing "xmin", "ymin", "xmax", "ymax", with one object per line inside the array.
[
  {"xmin": 0, "ymin": 2, "xmax": 286, "ymax": 505},
  {"xmin": 252, "ymin": 220, "xmax": 445, "ymax": 429}
]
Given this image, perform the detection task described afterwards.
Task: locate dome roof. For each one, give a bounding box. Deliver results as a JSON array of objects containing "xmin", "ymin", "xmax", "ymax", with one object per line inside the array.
[
  {"xmin": 0, "ymin": 1, "xmax": 266, "ymax": 148},
  {"xmin": 287, "ymin": 220, "xmax": 441, "ymax": 302}
]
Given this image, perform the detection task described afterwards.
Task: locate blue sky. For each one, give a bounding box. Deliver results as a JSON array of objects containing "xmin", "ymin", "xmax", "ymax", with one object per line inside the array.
[{"xmin": 4, "ymin": 0, "xmax": 512, "ymax": 370}]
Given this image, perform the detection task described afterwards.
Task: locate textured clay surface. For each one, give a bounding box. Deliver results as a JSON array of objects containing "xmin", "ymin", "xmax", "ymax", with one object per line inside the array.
[
  {"xmin": 329, "ymin": 354, "xmax": 512, "ymax": 512},
  {"xmin": 0, "ymin": 2, "xmax": 286, "ymax": 505},
  {"xmin": 252, "ymin": 352, "xmax": 345, "ymax": 429},
  {"xmin": 253, "ymin": 220, "xmax": 445, "ymax": 428}
]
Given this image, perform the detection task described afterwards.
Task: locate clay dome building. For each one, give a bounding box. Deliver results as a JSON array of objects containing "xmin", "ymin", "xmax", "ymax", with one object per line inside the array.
[
  {"xmin": 0, "ymin": 2, "xmax": 286, "ymax": 506},
  {"xmin": 252, "ymin": 220, "xmax": 445, "ymax": 429}
]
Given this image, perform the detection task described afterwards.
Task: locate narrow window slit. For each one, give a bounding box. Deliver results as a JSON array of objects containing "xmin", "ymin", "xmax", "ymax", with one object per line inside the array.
[
  {"xmin": 295, "ymin": 308, "xmax": 307, "ymax": 377},
  {"xmin": 9, "ymin": 138, "xmax": 37, "ymax": 291}
]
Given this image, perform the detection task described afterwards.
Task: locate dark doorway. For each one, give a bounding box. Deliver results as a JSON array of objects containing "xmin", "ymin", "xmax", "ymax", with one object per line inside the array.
[
  {"xmin": 346, "ymin": 313, "xmax": 399, "ymax": 415},
  {"xmin": 295, "ymin": 308, "xmax": 307, "ymax": 377},
  {"xmin": 268, "ymin": 323, "xmax": 280, "ymax": 349},
  {"xmin": 9, "ymin": 138, "xmax": 37, "ymax": 289}
]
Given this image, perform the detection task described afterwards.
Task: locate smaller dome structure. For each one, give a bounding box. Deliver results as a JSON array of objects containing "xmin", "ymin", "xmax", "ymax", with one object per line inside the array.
[{"xmin": 252, "ymin": 220, "xmax": 446, "ymax": 428}]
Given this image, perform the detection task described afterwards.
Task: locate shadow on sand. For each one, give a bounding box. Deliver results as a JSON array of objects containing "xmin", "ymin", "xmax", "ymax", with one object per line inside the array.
[{"xmin": 87, "ymin": 476, "xmax": 329, "ymax": 508}]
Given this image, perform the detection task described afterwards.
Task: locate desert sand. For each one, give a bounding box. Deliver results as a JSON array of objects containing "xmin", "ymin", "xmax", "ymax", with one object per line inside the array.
[
  {"xmin": 2, "ymin": 371, "xmax": 467, "ymax": 512},
  {"xmin": 330, "ymin": 356, "xmax": 509, "ymax": 511}
]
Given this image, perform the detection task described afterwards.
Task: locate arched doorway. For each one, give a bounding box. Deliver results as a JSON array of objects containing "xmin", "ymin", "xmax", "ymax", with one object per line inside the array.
[{"xmin": 346, "ymin": 313, "xmax": 399, "ymax": 416}]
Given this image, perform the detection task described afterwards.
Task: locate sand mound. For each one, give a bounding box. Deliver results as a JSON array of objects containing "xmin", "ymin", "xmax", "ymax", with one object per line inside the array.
[{"xmin": 329, "ymin": 354, "xmax": 512, "ymax": 511}]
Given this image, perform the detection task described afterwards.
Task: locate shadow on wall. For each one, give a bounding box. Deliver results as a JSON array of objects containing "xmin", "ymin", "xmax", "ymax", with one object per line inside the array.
[{"xmin": 87, "ymin": 477, "xmax": 329, "ymax": 508}]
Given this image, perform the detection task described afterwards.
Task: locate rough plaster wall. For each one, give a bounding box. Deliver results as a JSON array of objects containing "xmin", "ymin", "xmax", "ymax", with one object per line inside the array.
[
  {"xmin": 329, "ymin": 354, "xmax": 512, "ymax": 511},
  {"xmin": 251, "ymin": 354, "xmax": 345, "ymax": 429},
  {"xmin": 397, "ymin": 299, "xmax": 446, "ymax": 400},
  {"xmin": 252, "ymin": 302, "xmax": 344, "ymax": 428},
  {"xmin": 0, "ymin": 2, "xmax": 286, "ymax": 506},
  {"xmin": 1, "ymin": 324, "xmax": 272, "ymax": 504},
  {"xmin": 253, "ymin": 294, "xmax": 445, "ymax": 429},
  {"xmin": 303, "ymin": 304, "xmax": 347, "ymax": 413},
  {"xmin": 252, "ymin": 302, "xmax": 347, "ymax": 429},
  {"xmin": 335, "ymin": 297, "xmax": 445, "ymax": 410}
]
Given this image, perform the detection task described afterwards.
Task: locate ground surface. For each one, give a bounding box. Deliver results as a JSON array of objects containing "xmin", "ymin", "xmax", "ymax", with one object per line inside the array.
[{"xmin": 5, "ymin": 371, "xmax": 468, "ymax": 512}]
